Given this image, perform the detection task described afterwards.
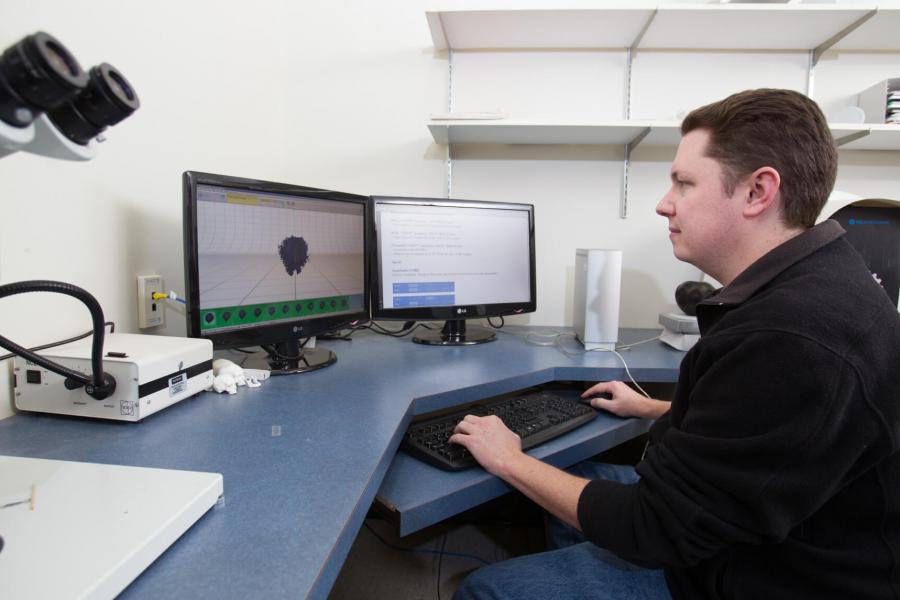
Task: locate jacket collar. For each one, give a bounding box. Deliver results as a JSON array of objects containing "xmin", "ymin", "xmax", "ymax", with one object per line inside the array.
[{"xmin": 700, "ymin": 219, "xmax": 845, "ymax": 309}]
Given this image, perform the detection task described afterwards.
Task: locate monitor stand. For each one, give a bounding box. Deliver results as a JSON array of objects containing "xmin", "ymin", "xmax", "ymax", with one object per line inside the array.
[
  {"xmin": 240, "ymin": 339, "xmax": 336, "ymax": 375},
  {"xmin": 413, "ymin": 319, "xmax": 496, "ymax": 346}
]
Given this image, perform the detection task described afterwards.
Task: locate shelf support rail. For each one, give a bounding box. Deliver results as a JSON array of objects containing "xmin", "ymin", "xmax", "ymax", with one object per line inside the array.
[
  {"xmin": 619, "ymin": 10, "xmax": 658, "ymax": 219},
  {"xmin": 622, "ymin": 127, "xmax": 651, "ymax": 219},
  {"xmin": 624, "ymin": 9, "xmax": 657, "ymax": 120},
  {"xmin": 807, "ymin": 49, "xmax": 816, "ymax": 99},
  {"xmin": 446, "ymin": 49, "xmax": 454, "ymax": 198}
]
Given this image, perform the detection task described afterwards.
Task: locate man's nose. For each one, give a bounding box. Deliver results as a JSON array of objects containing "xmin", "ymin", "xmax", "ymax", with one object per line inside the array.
[{"xmin": 656, "ymin": 190, "xmax": 674, "ymax": 217}]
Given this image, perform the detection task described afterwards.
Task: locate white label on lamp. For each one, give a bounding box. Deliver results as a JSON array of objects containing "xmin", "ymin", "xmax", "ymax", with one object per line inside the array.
[{"xmin": 168, "ymin": 373, "xmax": 186, "ymax": 397}]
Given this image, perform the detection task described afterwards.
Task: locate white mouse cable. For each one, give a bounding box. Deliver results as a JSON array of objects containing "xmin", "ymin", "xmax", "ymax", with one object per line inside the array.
[{"xmin": 553, "ymin": 332, "xmax": 654, "ymax": 399}]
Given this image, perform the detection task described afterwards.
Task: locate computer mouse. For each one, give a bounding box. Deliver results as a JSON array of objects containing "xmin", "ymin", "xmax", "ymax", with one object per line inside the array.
[{"xmin": 580, "ymin": 392, "xmax": 612, "ymax": 405}]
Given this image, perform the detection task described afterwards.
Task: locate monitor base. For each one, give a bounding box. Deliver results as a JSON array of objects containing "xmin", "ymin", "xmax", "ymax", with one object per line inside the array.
[
  {"xmin": 240, "ymin": 346, "xmax": 337, "ymax": 375},
  {"xmin": 413, "ymin": 320, "xmax": 496, "ymax": 346}
]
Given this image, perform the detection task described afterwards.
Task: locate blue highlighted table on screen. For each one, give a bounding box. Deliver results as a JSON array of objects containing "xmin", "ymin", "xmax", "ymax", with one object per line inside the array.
[
  {"xmin": 393, "ymin": 295, "xmax": 456, "ymax": 307},
  {"xmin": 393, "ymin": 282, "xmax": 455, "ymax": 294}
]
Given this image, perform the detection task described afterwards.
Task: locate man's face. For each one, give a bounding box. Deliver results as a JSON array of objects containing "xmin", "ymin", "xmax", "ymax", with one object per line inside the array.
[{"xmin": 656, "ymin": 129, "xmax": 746, "ymax": 276}]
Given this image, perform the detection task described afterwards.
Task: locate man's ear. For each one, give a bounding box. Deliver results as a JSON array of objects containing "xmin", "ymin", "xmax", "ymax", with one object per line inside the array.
[{"xmin": 742, "ymin": 166, "xmax": 780, "ymax": 218}]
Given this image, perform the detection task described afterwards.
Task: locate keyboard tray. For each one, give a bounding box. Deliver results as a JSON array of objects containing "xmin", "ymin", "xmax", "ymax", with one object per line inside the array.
[{"xmin": 401, "ymin": 389, "xmax": 597, "ymax": 471}]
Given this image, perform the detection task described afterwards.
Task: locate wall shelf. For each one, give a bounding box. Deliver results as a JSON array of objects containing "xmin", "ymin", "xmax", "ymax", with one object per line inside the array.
[
  {"xmin": 835, "ymin": 124, "xmax": 900, "ymax": 151},
  {"xmin": 426, "ymin": 4, "xmax": 898, "ymax": 52},
  {"xmin": 428, "ymin": 119, "xmax": 900, "ymax": 151},
  {"xmin": 428, "ymin": 119, "xmax": 652, "ymax": 146},
  {"xmin": 426, "ymin": 4, "xmax": 900, "ymax": 216}
]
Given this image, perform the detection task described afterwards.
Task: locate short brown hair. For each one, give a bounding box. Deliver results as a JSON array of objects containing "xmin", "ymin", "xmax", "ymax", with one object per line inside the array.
[{"xmin": 681, "ymin": 89, "xmax": 837, "ymax": 228}]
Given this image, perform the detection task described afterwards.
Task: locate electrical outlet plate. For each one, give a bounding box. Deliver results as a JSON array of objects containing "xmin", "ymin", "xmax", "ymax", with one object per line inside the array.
[{"xmin": 136, "ymin": 275, "xmax": 164, "ymax": 328}]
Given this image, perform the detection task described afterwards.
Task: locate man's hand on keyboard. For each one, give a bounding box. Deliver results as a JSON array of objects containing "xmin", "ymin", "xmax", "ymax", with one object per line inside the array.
[{"xmin": 450, "ymin": 414, "xmax": 523, "ymax": 477}]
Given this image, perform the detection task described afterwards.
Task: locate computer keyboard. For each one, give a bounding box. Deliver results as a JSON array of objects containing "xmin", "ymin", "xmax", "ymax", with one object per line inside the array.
[{"xmin": 401, "ymin": 390, "xmax": 597, "ymax": 471}]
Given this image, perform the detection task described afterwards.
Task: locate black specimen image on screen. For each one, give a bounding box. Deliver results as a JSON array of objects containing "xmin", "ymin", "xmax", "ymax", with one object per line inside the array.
[{"xmin": 279, "ymin": 235, "xmax": 310, "ymax": 276}]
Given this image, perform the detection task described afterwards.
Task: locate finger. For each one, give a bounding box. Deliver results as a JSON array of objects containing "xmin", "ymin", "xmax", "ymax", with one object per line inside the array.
[
  {"xmin": 448, "ymin": 432, "xmax": 470, "ymax": 447},
  {"xmin": 582, "ymin": 380, "xmax": 617, "ymax": 398},
  {"xmin": 454, "ymin": 420, "xmax": 474, "ymax": 434}
]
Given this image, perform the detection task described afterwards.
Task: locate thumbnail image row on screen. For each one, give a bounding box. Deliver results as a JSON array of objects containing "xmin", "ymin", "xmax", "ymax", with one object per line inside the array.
[{"xmin": 200, "ymin": 294, "xmax": 358, "ymax": 331}]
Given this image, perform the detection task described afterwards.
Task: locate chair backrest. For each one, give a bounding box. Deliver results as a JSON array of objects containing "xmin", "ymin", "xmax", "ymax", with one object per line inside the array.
[{"xmin": 821, "ymin": 198, "xmax": 900, "ymax": 309}]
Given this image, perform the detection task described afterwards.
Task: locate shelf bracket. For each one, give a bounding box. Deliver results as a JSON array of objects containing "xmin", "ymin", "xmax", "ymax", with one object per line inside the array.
[
  {"xmin": 621, "ymin": 127, "xmax": 651, "ymax": 219},
  {"xmin": 630, "ymin": 9, "xmax": 657, "ymax": 52},
  {"xmin": 812, "ymin": 9, "xmax": 877, "ymax": 67},
  {"xmin": 833, "ymin": 129, "xmax": 870, "ymax": 148}
]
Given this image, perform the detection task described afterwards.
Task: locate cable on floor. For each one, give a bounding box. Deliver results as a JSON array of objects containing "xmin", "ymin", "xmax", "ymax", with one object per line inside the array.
[{"xmin": 362, "ymin": 521, "xmax": 491, "ymax": 567}]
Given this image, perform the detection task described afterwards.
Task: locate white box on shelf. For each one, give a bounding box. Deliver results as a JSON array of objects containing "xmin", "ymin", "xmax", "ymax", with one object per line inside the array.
[{"xmin": 858, "ymin": 78, "xmax": 900, "ymax": 125}]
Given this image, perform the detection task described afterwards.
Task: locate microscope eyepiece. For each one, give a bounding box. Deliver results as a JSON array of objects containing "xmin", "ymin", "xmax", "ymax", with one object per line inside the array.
[
  {"xmin": 0, "ymin": 32, "xmax": 87, "ymax": 128},
  {"xmin": 0, "ymin": 31, "xmax": 139, "ymax": 146},
  {"xmin": 48, "ymin": 63, "xmax": 140, "ymax": 144}
]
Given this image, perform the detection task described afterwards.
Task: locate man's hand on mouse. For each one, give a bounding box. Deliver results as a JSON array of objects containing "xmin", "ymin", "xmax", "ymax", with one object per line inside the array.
[{"xmin": 581, "ymin": 380, "xmax": 671, "ymax": 420}]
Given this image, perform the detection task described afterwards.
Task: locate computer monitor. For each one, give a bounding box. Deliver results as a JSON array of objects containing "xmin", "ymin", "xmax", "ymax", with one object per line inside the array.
[
  {"xmin": 370, "ymin": 196, "xmax": 536, "ymax": 345},
  {"xmin": 183, "ymin": 171, "xmax": 369, "ymax": 374}
]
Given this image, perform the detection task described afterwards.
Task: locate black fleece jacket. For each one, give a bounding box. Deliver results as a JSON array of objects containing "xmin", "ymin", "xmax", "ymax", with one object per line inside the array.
[{"xmin": 578, "ymin": 220, "xmax": 900, "ymax": 599}]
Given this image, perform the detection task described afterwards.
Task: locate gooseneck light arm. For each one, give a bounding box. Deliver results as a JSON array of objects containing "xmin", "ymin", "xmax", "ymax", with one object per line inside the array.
[{"xmin": 0, "ymin": 280, "xmax": 116, "ymax": 399}]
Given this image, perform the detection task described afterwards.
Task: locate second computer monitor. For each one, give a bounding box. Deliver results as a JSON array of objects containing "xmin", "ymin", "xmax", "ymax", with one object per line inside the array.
[{"xmin": 370, "ymin": 196, "xmax": 536, "ymax": 345}]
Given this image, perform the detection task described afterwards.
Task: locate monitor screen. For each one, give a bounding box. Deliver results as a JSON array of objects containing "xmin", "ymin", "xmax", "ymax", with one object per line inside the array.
[
  {"xmin": 370, "ymin": 196, "xmax": 536, "ymax": 345},
  {"xmin": 183, "ymin": 171, "xmax": 369, "ymax": 373}
]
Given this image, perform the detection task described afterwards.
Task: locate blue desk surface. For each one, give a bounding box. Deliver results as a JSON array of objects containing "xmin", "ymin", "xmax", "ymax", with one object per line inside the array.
[{"xmin": 0, "ymin": 327, "xmax": 683, "ymax": 599}]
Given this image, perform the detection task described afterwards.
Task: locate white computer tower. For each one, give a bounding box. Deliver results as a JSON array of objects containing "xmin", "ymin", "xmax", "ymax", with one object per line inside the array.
[{"xmin": 573, "ymin": 249, "xmax": 622, "ymax": 350}]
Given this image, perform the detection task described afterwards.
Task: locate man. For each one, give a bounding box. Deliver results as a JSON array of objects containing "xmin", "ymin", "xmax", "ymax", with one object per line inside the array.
[{"xmin": 451, "ymin": 89, "xmax": 900, "ymax": 599}]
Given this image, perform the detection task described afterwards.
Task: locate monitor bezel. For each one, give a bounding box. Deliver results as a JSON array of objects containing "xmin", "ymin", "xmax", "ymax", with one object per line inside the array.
[
  {"xmin": 183, "ymin": 171, "xmax": 370, "ymax": 349},
  {"xmin": 369, "ymin": 195, "xmax": 537, "ymax": 322}
]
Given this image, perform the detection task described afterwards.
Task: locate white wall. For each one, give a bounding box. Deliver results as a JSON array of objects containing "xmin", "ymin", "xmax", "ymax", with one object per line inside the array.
[
  {"xmin": 0, "ymin": 0, "xmax": 447, "ymax": 419},
  {"xmin": 1, "ymin": 0, "xmax": 899, "ymax": 419}
]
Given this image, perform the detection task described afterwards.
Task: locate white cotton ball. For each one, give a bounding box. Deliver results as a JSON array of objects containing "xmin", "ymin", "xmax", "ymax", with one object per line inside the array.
[
  {"xmin": 223, "ymin": 365, "xmax": 247, "ymax": 386},
  {"xmin": 213, "ymin": 359, "xmax": 248, "ymax": 387},
  {"xmin": 213, "ymin": 358, "xmax": 237, "ymax": 376},
  {"xmin": 212, "ymin": 373, "xmax": 238, "ymax": 394}
]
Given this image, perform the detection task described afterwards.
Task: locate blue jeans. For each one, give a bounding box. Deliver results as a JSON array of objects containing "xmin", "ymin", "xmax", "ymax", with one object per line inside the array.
[{"xmin": 453, "ymin": 463, "xmax": 671, "ymax": 600}]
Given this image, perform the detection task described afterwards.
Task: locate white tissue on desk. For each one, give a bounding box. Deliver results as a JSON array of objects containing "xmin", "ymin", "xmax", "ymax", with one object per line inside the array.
[
  {"xmin": 209, "ymin": 358, "xmax": 266, "ymax": 394},
  {"xmin": 212, "ymin": 372, "xmax": 238, "ymax": 394}
]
